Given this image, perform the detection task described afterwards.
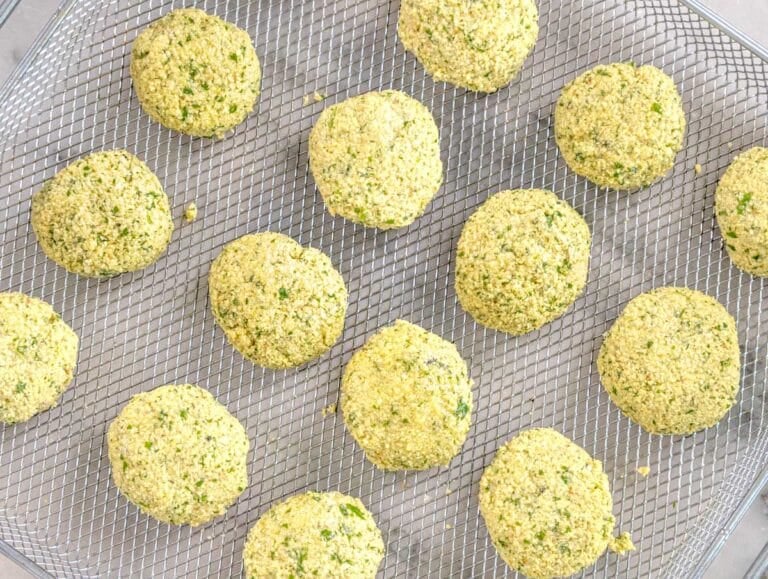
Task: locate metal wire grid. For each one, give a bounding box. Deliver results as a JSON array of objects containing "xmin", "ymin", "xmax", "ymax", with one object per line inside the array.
[{"xmin": 0, "ymin": 0, "xmax": 766, "ymax": 576}]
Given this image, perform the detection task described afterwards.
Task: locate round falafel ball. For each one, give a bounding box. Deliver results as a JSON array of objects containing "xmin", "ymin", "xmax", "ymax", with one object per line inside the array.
[
  {"xmin": 107, "ymin": 384, "xmax": 249, "ymax": 526},
  {"xmin": 309, "ymin": 90, "xmax": 443, "ymax": 229},
  {"xmin": 341, "ymin": 320, "xmax": 473, "ymax": 471},
  {"xmin": 31, "ymin": 150, "xmax": 174, "ymax": 278},
  {"xmin": 0, "ymin": 292, "xmax": 78, "ymax": 424},
  {"xmin": 243, "ymin": 491, "xmax": 385, "ymax": 578},
  {"xmin": 715, "ymin": 147, "xmax": 768, "ymax": 276},
  {"xmin": 598, "ymin": 287, "xmax": 740, "ymax": 435},
  {"xmin": 455, "ymin": 189, "xmax": 591, "ymax": 336},
  {"xmin": 555, "ymin": 62, "xmax": 686, "ymax": 190},
  {"xmin": 208, "ymin": 232, "xmax": 348, "ymax": 369},
  {"xmin": 398, "ymin": 0, "xmax": 539, "ymax": 93},
  {"xmin": 131, "ymin": 8, "xmax": 261, "ymax": 138},
  {"xmin": 479, "ymin": 428, "xmax": 617, "ymax": 578}
]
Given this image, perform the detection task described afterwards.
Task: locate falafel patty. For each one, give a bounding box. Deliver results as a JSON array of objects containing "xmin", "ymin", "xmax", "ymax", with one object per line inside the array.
[
  {"xmin": 715, "ymin": 147, "xmax": 768, "ymax": 276},
  {"xmin": 341, "ymin": 320, "xmax": 473, "ymax": 470},
  {"xmin": 309, "ymin": 90, "xmax": 443, "ymax": 229},
  {"xmin": 597, "ymin": 287, "xmax": 740, "ymax": 435},
  {"xmin": 31, "ymin": 150, "xmax": 174, "ymax": 277},
  {"xmin": 479, "ymin": 428, "xmax": 617, "ymax": 578},
  {"xmin": 209, "ymin": 232, "xmax": 348, "ymax": 369},
  {"xmin": 131, "ymin": 8, "xmax": 261, "ymax": 138},
  {"xmin": 555, "ymin": 62, "xmax": 686, "ymax": 190},
  {"xmin": 455, "ymin": 189, "xmax": 591, "ymax": 335},
  {"xmin": 107, "ymin": 384, "xmax": 249, "ymax": 526},
  {"xmin": 0, "ymin": 292, "xmax": 78, "ymax": 423},
  {"xmin": 243, "ymin": 491, "xmax": 385, "ymax": 578},
  {"xmin": 398, "ymin": 0, "xmax": 539, "ymax": 92}
]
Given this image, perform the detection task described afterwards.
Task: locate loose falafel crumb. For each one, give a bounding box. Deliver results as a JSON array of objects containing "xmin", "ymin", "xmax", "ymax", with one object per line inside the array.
[
  {"xmin": 184, "ymin": 202, "xmax": 198, "ymax": 222},
  {"xmin": 322, "ymin": 403, "xmax": 337, "ymax": 417},
  {"xmin": 637, "ymin": 466, "xmax": 651, "ymax": 477},
  {"xmin": 303, "ymin": 91, "xmax": 326, "ymax": 106},
  {"xmin": 609, "ymin": 532, "xmax": 635, "ymax": 554}
]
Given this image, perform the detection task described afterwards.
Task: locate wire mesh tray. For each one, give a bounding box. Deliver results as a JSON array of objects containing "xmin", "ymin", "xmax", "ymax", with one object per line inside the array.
[{"xmin": 0, "ymin": 0, "xmax": 767, "ymax": 577}]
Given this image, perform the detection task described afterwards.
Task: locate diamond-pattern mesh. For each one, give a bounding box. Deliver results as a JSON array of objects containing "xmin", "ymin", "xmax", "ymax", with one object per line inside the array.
[{"xmin": 0, "ymin": 0, "xmax": 766, "ymax": 577}]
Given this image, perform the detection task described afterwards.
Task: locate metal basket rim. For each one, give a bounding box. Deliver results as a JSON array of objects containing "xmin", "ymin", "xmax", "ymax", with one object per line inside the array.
[{"xmin": 0, "ymin": 0, "xmax": 765, "ymax": 577}]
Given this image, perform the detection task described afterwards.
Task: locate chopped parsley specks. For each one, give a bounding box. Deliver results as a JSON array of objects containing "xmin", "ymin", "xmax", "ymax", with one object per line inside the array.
[
  {"xmin": 736, "ymin": 192, "xmax": 752, "ymax": 215},
  {"xmin": 339, "ymin": 503, "xmax": 366, "ymax": 519}
]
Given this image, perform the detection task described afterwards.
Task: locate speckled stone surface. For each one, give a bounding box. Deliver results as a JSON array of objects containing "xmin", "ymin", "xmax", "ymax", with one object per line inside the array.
[{"xmin": 0, "ymin": 0, "xmax": 765, "ymax": 578}]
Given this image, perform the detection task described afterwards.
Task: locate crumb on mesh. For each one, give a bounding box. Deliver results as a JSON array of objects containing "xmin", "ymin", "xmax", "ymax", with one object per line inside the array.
[
  {"xmin": 303, "ymin": 91, "xmax": 326, "ymax": 106},
  {"xmin": 184, "ymin": 202, "xmax": 198, "ymax": 222},
  {"xmin": 609, "ymin": 532, "xmax": 635, "ymax": 554}
]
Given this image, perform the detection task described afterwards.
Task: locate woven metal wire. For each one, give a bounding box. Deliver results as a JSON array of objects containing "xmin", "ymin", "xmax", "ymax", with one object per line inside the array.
[{"xmin": 0, "ymin": 0, "xmax": 766, "ymax": 577}]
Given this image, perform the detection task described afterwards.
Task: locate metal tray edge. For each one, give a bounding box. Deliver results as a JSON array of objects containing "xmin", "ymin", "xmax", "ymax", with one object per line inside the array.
[{"xmin": 0, "ymin": 0, "xmax": 765, "ymax": 577}]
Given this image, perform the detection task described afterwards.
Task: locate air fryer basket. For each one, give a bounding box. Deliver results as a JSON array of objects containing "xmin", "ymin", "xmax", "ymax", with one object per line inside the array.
[{"xmin": 0, "ymin": 0, "xmax": 766, "ymax": 576}]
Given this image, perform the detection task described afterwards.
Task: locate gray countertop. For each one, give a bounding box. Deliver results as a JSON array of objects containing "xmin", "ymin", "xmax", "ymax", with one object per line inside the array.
[{"xmin": 0, "ymin": 1, "xmax": 766, "ymax": 577}]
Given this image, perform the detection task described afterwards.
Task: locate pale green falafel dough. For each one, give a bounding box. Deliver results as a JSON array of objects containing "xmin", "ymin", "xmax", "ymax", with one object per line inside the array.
[
  {"xmin": 716, "ymin": 147, "xmax": 768, "ymax": 276},
  {"xmin": 598, "ymin": 287, "xmax": 740, "ymax": 435},
  {"xmin": 30, "ymin": 150, "xmax": 174, "ymax": 277},
  {"xmin": 209, "ymin": 232, "xmax": 348, "ymax": 369},
  {"xmin": 341, "ymin": 320, "xmax": 473, "ymax": 471},
  {"xmin": 0, "ymin": 293, "xmax": 78, "ymax": 424},
  {"xmin": 243, "ymin": 491, "xmax": 385, "ymax": 578},
  {"xmin": 455, "ymin": 189, "xmax": 591, "ymax": 335},
  {"xmin": 555, "ymin": 63, "xmax": 686, "ymax": 190},
  {"xmin": 131, "ymin": 8, "xmax": 261, "ymax": 138},
  {"xmin": 107, "ymin": 384, "xmax": 249, "ymax": 526},
  {"xmin": 479, "ymin": 428, "xmax": 617, "ymax": 579},
  {"xmin": 308, "ymin": 90, "xmax": 443, "ymax": 229},
  {"xmin": 398, "ymin": 0, "xmax": 539, "ymax": 93}
]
